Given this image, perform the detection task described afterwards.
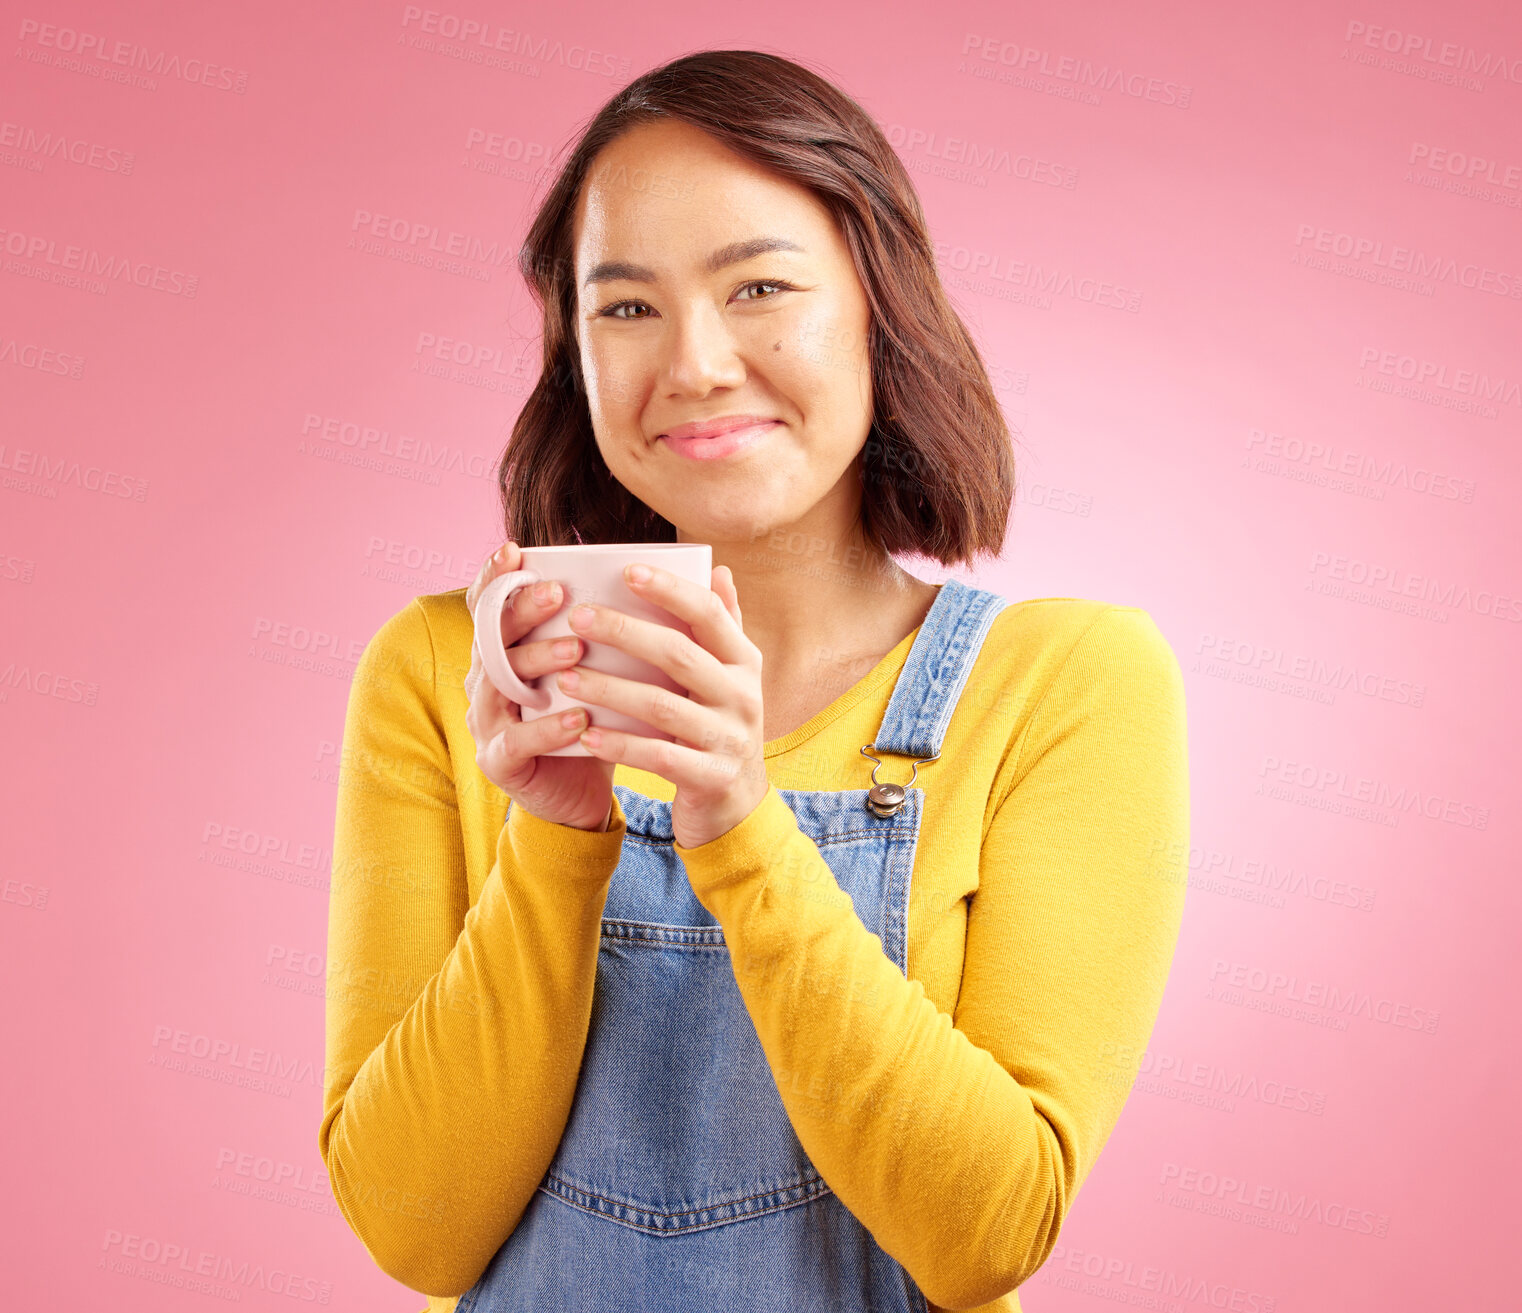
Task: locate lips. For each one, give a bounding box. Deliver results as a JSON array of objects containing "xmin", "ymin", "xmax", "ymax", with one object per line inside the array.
[
  {"xmin": 659, "ymin": 419, "xmax": 780, "ymax": 461},
  {"xmin": 660, "ymin": 414, "xmax": 779, "ymax": 442}
]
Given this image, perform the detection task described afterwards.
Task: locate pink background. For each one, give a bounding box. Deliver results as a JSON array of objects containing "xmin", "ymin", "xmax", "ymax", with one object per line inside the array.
[{"xmin": 3, "ymin": 0, "xmax": 1518, "ymax": 1307}]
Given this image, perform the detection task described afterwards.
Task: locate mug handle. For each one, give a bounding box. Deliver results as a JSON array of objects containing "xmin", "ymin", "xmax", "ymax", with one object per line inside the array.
[{"xmin": 471, "ymin": 569, "xmax": 553, "ymax": 711}]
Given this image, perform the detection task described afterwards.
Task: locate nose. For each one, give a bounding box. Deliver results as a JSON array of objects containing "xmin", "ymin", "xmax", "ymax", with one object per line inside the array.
[{"xmin": 660, "ymin": 302, "xmax": 747, "ymax": 396}]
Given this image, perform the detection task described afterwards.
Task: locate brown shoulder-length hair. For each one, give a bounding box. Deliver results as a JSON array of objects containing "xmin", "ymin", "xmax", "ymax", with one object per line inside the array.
[{"xmin": 500, "ymin": 48, "xmax": 1016, "ymax": 569}]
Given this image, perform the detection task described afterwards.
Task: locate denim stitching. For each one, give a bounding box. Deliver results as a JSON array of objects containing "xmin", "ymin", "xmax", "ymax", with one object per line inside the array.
[{"xmin": 540, "ymin": 1167, "xmax": 832, "ymax": 1235}]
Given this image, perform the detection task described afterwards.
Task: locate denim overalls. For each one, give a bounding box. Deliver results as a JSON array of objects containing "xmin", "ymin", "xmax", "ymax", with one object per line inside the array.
[{"xmin": 457, "ymin": 577, "xmax": 1010, "ymax": 1312}]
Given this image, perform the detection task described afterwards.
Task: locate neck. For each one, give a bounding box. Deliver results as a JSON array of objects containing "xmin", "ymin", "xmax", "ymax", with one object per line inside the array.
[{"xmin": 679, "ymin": 519, "xmax": 934, "ymax": 671}]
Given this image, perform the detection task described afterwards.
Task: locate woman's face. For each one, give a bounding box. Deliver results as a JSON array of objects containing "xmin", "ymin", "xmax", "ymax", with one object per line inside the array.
[{"xmin": 571, "ymin": 119, "xmax": 875, "ymax": 546}]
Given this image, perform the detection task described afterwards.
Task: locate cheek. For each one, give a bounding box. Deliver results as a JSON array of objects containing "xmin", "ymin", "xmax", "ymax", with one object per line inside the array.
[
  {"xmin": 775, "ymin": 309, "xmax": 870, "ymax": 389},
  {"xmin": 581, "ymin": 343, "xmax": 643, "ymax": 414}
]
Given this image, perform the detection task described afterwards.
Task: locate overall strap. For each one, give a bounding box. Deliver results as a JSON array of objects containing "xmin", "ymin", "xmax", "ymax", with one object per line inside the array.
[{"xmin": 870, "ymin": 577, "xmax": 1010, "ymax": 760}]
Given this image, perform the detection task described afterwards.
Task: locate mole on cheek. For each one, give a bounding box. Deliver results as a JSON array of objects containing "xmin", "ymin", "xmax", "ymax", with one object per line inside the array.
[{"xmin": 773, "ymin": 341, "xmax": 782, "ymax": 350}]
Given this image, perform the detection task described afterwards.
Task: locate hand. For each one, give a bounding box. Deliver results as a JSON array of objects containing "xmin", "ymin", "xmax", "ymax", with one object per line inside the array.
[
  {"xmin": 463, "ymin": 542, "xmax": 615, "ymax": 832},
  {"xmin": 556, "ymin": 561, "xmax": 768, "ymax": 850}
]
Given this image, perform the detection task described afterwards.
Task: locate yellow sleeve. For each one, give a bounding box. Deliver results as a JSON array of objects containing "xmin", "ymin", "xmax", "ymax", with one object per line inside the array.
[
  {"xmin": 674, "ymin": 606, "xmax": 1189, "ymax": 1311},
  {"xmin": 319, "ymin": 597, "xmax": 629, "ymax": 1296}
]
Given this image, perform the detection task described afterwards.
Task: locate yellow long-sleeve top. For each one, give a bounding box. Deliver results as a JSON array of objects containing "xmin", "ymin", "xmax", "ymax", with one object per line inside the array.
[{"xmin": 320, "ymin": 585, "xmax": 1189, "ymax": 1313}]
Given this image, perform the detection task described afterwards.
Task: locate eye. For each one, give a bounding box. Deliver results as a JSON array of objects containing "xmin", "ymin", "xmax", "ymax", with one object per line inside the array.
[
  {"xmin": 595, "ymin": 280, "xmax": 797, "ymax": 320},
  {"xmin": 734, "ymin": 279, "xmax": 795, "ymax": 302},
  {"xmin": 599, "ymin": 299, "xmax": 653, "ymax": 321}
]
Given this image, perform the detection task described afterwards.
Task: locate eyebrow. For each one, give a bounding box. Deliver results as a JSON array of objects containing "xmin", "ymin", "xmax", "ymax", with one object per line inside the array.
[{"xmin": 582, "ymin": 236, "xmax": 806, "ymax": 286}]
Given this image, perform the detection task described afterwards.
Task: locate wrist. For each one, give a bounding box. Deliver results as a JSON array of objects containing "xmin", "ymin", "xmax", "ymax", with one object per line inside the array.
[
  {"xmin": 575, "ymin": 797, "xmax": 614, "ymax": 833},
  {"xmin": 500, "ymin": 795, "xmax": 625, "ymax": 885}
]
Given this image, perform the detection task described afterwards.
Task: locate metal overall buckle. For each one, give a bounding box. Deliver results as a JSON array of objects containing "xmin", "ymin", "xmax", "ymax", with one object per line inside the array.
[{"xmin": 859, "ymin": 744, "xmax": 940, "ymax": 818}]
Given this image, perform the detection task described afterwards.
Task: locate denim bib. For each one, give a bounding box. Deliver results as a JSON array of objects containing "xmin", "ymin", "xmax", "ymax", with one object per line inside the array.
[{"xmin": 457, "ymin": 577, "xmax": 1010, "ymax": 1312}]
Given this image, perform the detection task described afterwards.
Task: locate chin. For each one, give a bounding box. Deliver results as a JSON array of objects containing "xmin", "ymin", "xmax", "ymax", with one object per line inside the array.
[
  {"xmin": 669, "ymin": 508, "xmax": 776, "ymax": 547},
  {"xmin": 648, "ymin": 478, "xmax": 774, "ymax": 530}
]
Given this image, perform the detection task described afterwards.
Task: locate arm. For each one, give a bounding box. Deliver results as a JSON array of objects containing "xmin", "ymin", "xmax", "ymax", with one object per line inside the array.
[
  {"xmin": 674, "ymin": 606, "xmax": 1189, "ymax": 1310},
  {"xmin": 319, "ymin": 598, "xmax": 628, "ymax": 1296}
]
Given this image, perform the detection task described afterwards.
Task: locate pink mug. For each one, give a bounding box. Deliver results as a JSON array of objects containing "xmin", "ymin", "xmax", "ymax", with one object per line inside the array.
[{"xmin": 471, "ymin": 542, "xmax": 714, "ymax": 757}]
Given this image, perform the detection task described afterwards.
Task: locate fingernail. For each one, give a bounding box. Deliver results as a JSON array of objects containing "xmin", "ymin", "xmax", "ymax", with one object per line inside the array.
[
  {"xmin": 533, "ymin": 581, "xmax": 560, "ymax": 604},
  {"xmin": 570, "ymin": 605, "xmax": 595, "ymax": 627},
  {"xmin": 562, "ymin": 709, "xmax": 587, "ymax": 728},
  {"xmin": 553, "ymin": 638, "xmax": 579, "ymax": 658},
  {"xmin": 493, "ymin": 545, "xmax": 508, "ymax": 565},
  {"xmin": 626, "ymin": 563, "xmax": 652, "ymax": 584}
]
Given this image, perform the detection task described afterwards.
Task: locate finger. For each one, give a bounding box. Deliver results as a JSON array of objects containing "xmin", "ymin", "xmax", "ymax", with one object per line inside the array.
[
  {"xmin": 465, "ymin": 640, "xmax": 512, "ymax": 714},
  {"xmin": 465, "ymin": 546, "xmax": 498, "ymax": 615},
  {"xmin": 479, "ymin": 704, "xmax": 591, "ymax": 780},
  {"xmin": 621, "ymin": 562, "xmax": 752, "ymax": 666},
  {"xmin": 713, "ymin": 565, "xmax": 742, "ymax": 627},
  {"xmin": 577, "ymin": 721, "xmax": 744, "ymax": 790},
  {"xmin": 466, "ymin": 642, "xmax": 522, "ymax": 745},
  {"xmin": 466, "ymin": 540, "xmax": 519, "ymax": 616},
  {"xmin": 465, "ymin": 637, "xmax": 483, "ymax": 703},
  {"xmin": 567, "ymin": 601, "xmax": 731, "ymax": 704},
  {"xmin": 510, "ymin": 633, "xmax": 584, "ymax": 684},
  {"xmin": 555, "ymin": 662, "xmax": 732, "ymax": 750},
  {"xmin": 503, "ymin": 577, "xmax": 566, "ymax": 645},
  {"xmin": 519, "ymin": 704, "xmax": 589, "ymax": 754},
  {"xmin": 470, "ymin": 587, "xmax": 577, "ymax": 717}
]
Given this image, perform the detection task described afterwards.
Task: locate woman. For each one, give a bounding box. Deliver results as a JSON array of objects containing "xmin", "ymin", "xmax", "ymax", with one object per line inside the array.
[{"xmin": 321, "ymin": 49, "xmax": 1189, "ymax": 1313}]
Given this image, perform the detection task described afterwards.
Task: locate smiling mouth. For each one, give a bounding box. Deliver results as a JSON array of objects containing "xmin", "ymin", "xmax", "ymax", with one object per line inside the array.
[{"xmin": 658, "ymin": 420, "xmax": 780, "ymax": 461}]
